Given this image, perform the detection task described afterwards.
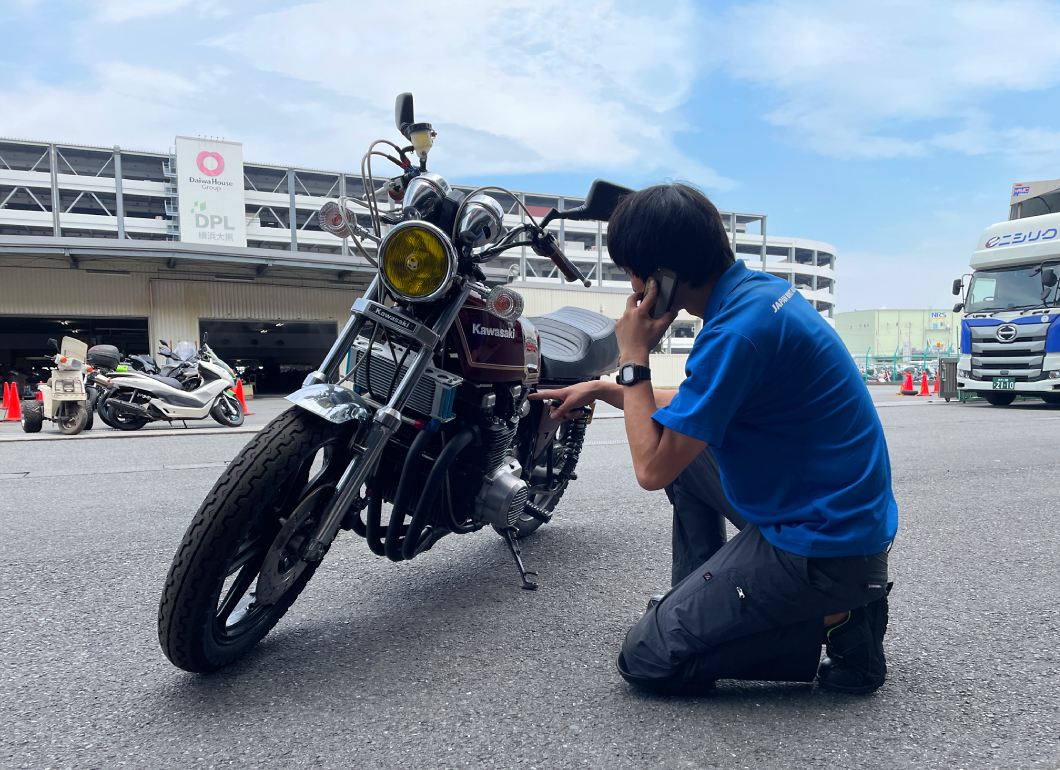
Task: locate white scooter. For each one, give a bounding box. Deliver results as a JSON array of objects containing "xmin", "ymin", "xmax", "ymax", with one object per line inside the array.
[
  {"xmin": 21, "ymin": 336, "xmax": 94, "ymax": 435},
  {"xmin": 94, "ymin": 338, "xmax": 244, "ymax": 431}
]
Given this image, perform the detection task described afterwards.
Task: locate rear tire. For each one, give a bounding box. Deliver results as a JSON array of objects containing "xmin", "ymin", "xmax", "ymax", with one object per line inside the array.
[
  {"xmin": 20, "ymin": 402, "xmax": 43, "ymax": 433},
  {"xmin": 99, "ymin": 392, "xmax": 149, "ymax": 431},
  {"xmin": 985, "ymin": 391, "xmax": 1016, "ymax": 406},
  {"xmin": 158, "ymin": 407, "xmax": 353, "ymax": 673}
]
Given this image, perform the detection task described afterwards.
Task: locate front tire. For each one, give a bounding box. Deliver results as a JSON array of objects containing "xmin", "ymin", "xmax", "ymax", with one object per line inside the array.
[
  {"xmin": 56, "ymin": 402, "xmax": 89, "ymax": 435},
  {"xmin": 158, "ymin": 407, "xmax": 353, "ymax": 673},
  {"xmin": 1041, "ymin": 393, "xmax": 1060, "ymax": 405},
  {"xmin": 211, "ymin": 392, "xmax": 245, "ymax": 427},
  {"xmin": 985, "ymin": 391, "xmax": 1016, "ymax": 406}
]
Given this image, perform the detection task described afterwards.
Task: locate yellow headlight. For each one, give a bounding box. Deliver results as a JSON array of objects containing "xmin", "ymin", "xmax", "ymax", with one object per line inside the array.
[{"xmin": 380, "ymin": 222, "xmax": 455, "ymax": 301}]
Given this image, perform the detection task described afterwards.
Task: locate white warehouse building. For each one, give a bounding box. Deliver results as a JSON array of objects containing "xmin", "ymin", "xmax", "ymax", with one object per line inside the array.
[{"xmin": 0, "ymin": 136, "xmax": 837, "ymax": 390}]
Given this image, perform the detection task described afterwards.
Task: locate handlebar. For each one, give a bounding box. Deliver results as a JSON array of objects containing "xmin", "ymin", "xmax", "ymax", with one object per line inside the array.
[{"xmin": 531, "ymin": 231, "xmax": 591, "ymax": 287}]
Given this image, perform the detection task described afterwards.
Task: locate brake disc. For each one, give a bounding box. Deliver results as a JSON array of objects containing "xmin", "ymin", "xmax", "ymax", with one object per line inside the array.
[{"xmin": 255, "ymin": 484, "xmax": 335, "ymax": 606}]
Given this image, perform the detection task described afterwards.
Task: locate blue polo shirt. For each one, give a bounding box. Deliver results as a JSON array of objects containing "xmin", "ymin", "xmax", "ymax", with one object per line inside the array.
[{"xmin": 654, "ymin": 260, "xmax": 898, "ymax": 558}]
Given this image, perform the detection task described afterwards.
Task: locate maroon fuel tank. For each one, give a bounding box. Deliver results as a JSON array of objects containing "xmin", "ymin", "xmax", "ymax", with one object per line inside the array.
[{"xmin": 446, "ymin": 292, "xmax": 541, "ymax": 383}]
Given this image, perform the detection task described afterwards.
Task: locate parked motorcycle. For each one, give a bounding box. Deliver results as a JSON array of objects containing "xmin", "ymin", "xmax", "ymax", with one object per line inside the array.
[
  {"xmin": 93, "ymin": 337, "xmax": 244, "ymax": 431},
  {"xmin": 157, "ymin": 93, "xmax": 630, "ymax": 673},
  {"xmin": 21, "ymin": 337, "xmax": 94, "ymax": 435}
]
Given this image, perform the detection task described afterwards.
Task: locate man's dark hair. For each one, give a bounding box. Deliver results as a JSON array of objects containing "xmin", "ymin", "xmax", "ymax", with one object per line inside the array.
[{"xmin": 606, "ymin": 182, "xmax": 734, "ymax": 287}]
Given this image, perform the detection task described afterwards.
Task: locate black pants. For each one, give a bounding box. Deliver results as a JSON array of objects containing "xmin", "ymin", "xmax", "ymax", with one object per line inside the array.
[{"xmin": 618, "ymin": 448, "xmax": 889, "ymax": 693}]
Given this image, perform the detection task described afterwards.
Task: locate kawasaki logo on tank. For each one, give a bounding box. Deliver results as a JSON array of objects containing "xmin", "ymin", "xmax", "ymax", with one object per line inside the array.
[
  {"xmin": 985, "ymin": 228, "xmax": 1058, "ymax": 248},
  {"xmin": 472, "ymin": 322, "xmax": 515, "ymax": 339}
]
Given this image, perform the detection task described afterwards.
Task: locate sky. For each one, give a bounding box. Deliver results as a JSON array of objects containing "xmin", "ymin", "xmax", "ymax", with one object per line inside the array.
[{"xmin": 2, "ymin": 0, "xmax": 1059, "ymax": 312}]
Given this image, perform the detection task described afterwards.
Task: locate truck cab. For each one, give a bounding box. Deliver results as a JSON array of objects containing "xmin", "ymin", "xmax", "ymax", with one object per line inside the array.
[{"xmin": 953, "ymin": 188, "xmax": 1060, "ymax": 406}]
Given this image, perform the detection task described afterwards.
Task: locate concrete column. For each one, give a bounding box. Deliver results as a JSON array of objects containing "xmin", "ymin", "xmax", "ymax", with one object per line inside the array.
[
  {"xmin": 288, "ymin": 169, "xmax": 298, "ymax": 252},
  {"xmin": 520, "ymin": 193, "xmax": 526, "ymax": 280},
  {"xmin": 49, "ymin": 144, "xmax": 60, "ymax": 236},
  {"xmin": 113, "ymin": 146, "xmax": 125, "ymax": 239},
  {"xmin": 339, "ymin": 175, "xmax": 348, "ymax": 258},
  {"xmin": 760, "ymin": 215, "xmax": 767, "ymax": 271},
  {"xmin": 596, "ymin": 221, "xmax": 603, "ymax": 287},
  {"xmin": 729, "ymin": 212, "xmax": 737, "ymax": 257},
  {"xmin": 558, "ymin": 197, "xmax": 565, "ymax": 284}
]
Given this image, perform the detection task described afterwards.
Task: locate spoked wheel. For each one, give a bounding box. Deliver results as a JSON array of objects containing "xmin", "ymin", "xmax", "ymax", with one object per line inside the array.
[
  {"xmin": 515, "ymin": 413, "xmax": 588, "ymax": 539},
  {"xmin": 158, "ymin": 407, "xmax": 354, "ymax": 673}
]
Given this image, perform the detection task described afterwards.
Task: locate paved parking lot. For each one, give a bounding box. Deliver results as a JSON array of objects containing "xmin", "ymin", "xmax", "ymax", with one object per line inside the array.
[{"xmin": 2, "ymin": 394, "xmax": 1059, "ymax": 769}]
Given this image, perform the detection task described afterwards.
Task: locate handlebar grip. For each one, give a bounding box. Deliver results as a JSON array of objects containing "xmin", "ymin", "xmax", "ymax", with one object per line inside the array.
[{"xmin": 532, "ymin": 232, "xmax": 590, "ymax": 287}]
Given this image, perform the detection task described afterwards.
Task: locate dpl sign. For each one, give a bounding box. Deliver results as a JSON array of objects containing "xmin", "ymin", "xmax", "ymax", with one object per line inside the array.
[{"xmin": 174, "ymin": 137, "xmax": 247, "ymax": 248}]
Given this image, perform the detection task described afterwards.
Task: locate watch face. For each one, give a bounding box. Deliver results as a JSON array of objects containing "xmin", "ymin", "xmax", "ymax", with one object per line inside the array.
[{"xmin": 621, "ymin": 364, "xmax": 634, "ymax": 383}]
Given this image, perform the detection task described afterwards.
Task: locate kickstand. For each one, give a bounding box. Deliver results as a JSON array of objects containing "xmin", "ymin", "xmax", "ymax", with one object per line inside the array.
[{"xmin": 501, "ymin": 528, "xmax": 538, "ymax": 591}]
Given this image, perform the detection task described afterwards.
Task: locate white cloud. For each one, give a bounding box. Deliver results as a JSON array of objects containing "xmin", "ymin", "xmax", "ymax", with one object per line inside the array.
[
  {"xmin": 711, "ymin": 0, "xmax": 1060, "ymax": 162},
  {"xmin": 95, "ymin": 0, "xmax": 197, "ymax": 23},
  {"xmin": 209, "ymin": 0, "xmax": 732, "ymax": 188}
]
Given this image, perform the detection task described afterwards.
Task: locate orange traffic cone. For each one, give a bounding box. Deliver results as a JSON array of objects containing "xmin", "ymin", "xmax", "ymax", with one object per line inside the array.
[
  {"xmin": 2, "ymin": 381, "xmax": 9, "ymax": 411},
  {"xmin": 5, "ymin": 388, "xmax": 21, "ymax": 421},
  {"xmin": 932, "ymin": 374, "xmax": 939, "ymax": 394},
  {"xmin": 234, "ymin": 379, "xmax": 253, "ymax": 416},
  {"xmin": 36, "ymin": 389, "xmax": 43, "ymax": 400},
  {"xmin": 917, "ymin": 372, "xmax": 930, "ymax": 396},
  {"xmin": 901, "ymin": 372, "xmax": 916, "ymax": 395}
]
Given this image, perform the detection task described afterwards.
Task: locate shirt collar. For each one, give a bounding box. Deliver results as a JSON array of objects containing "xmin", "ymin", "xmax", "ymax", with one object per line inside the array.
[{"xmin": 701, "ymin": 260, "xmax": 752, "ymax": 324}]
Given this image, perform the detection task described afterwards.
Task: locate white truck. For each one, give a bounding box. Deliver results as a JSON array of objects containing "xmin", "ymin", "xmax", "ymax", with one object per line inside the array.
[{"xmin": 953, "ymin": 189, "xmax": 1060, "ymax": 406}]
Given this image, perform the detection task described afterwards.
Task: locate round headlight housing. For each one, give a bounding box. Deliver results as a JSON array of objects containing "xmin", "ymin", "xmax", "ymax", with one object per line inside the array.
[{"xmin": 378, "ymin": 220, "xmax": 457, "ymax": 303}]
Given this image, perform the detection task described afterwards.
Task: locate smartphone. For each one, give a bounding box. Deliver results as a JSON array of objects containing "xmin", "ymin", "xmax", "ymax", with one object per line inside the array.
[{"xmin": 648, "ymin": 268, "xmax": 678, "ymax": 320}]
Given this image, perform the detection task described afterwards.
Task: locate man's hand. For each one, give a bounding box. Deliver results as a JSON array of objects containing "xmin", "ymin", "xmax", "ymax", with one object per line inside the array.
[
  {"xmin": 614, "ymin": 278, "xmax": 679, "ymax": 365},
  {"xmin": 528, "ymin": 381, "xmax": 598, "ymax": 422}
]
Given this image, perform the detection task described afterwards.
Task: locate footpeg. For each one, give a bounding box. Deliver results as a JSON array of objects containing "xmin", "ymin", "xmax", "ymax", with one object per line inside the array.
[
  {"xmin": 501, "ymin": 527, "xmax": 538, "ymax": 590},
  {"xmin": 522, "ymin": 502, "xmax": 552, "ymax": 524}
]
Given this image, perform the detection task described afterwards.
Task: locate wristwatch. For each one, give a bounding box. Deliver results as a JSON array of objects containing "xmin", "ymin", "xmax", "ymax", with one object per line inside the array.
[{"xmin": 616, "ymin": 363, "xmax": 651, "ymax": 386}]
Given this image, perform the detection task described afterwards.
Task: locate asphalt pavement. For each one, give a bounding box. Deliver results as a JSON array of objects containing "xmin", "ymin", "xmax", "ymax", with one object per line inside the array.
[{"xmin": 2, "ymin": 394, "xmax": 1059, "ymax": 769}]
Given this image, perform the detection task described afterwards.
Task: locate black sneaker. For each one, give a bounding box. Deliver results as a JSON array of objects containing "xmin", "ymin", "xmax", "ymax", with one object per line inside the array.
[{"xmin": 817, "ymin": 584, "xmax": 892, "ymax": 694}]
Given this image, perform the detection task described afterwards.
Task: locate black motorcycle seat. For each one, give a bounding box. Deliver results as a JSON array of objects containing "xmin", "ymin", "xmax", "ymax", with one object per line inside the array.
[
  {"xmin": 529, "ymin": 306, "xmax": 620, "ymax": 382},
  {"xmin": 146, "ymin": 374, "xmax": 185, "ymax": 390}
]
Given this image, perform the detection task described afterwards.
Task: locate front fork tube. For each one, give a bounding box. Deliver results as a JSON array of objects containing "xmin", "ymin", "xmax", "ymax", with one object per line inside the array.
[
  {"xmin": 305, "ymin": 276, "xmax": 380, "ymax": 387},
  {"xmin": 301, "ymin": 282, "xmax": 472, "ymax": 562}
]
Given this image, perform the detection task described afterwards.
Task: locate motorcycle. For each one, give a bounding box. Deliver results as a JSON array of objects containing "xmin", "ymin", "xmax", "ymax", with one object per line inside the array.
[
  {"xmin": 157, "ymin": 92, "xmax": 631, "ymax": 673},
  {"xmin": 21, "ymin": 336, "xmax": 94, "ymax": 435},
  {"xmin": 93, "ymin": 337, "xmax": 244, "ymax": 431}
]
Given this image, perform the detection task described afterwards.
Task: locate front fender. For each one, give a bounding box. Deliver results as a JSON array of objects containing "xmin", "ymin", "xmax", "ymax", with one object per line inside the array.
[{"xmin": 285, "ymin": 383, "xmax": 372, "ymax": 425}]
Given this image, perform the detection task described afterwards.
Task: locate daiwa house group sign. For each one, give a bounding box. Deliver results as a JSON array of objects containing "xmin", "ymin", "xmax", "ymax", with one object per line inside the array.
[{"xmin": 175, "ymin": 136, "xmax": 247, "ymax": 248}]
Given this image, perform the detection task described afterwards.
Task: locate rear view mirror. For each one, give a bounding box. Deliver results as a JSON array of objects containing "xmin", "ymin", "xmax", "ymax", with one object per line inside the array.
[
  {"xmin": 1042, "ymin": 267, "xmax": 1058, "ymax": 287},
  {"xmin": 953, "ymin": 302, "xmax": 964, "ymax": 313},
  {"xmin": 395, "ymin": 92, "xmax": 415, "ymax": 137},
  {"xmin": 951, "ymin": 278, "xmax": 963, "ymax": 296},
  {"xmin": 47, "ymin": 337, "xmax": 59, "ymax": 351},
  {"xmin": 540, "ymin": 179, "xmax": 634, "ymax": 227},
  {"xmin": 159, "ymin": 346, "xmax": 173, "ymax": 359}
]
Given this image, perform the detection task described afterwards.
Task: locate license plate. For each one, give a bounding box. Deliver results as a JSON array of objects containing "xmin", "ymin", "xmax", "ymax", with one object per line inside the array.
[{"xmin": 992, "ymin": 377, "xmax": 1016, "ymax": 390}]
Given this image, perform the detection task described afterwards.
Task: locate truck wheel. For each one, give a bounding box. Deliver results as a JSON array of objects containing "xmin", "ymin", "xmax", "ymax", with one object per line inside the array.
[
  {"xmin": 1041, "ymin": 394, "xmax": 1060, "ymax": 406},
  {"xmin": 56, "ymin": 402, "xmax": 89, "ymax": 435},
  {"xmin": 985, "ymin": 392, "xmax": 1016, "ymax": 406},
  {"xmin": 20, "ymin": 402, "xmax": 43, "ymax": 433}
]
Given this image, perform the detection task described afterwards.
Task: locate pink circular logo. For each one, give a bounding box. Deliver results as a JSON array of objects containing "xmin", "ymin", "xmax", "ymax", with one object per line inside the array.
[{"xmin": 196, "ymin": 151, "xmax": 225, "ymax": 177}]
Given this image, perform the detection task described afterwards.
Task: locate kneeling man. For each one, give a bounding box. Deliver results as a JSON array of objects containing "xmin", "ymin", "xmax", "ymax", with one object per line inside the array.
[{"xmin": 533, "ymin": 183, "xmax": 897, "ymax": 695}]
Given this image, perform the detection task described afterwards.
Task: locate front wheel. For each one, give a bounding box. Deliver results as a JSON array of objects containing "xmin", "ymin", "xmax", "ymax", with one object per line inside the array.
[
  {"xmin": 1041, "ymin": 393, "xmax": 1060, "ymax": 406},
  {"xmin": 211, "ymin": 391, "xmax": 245, "ymax": 427},
  {"xmin": 985, "ymin": 391, "xmax": 1016, "ymax": 406},
  {"xmin": 158, "ymin": 407, "xmax": 353, "ymax": 673},
  {"xmin": 56, "ymin": 402, "xmax": 88, "ymax": 435}
]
